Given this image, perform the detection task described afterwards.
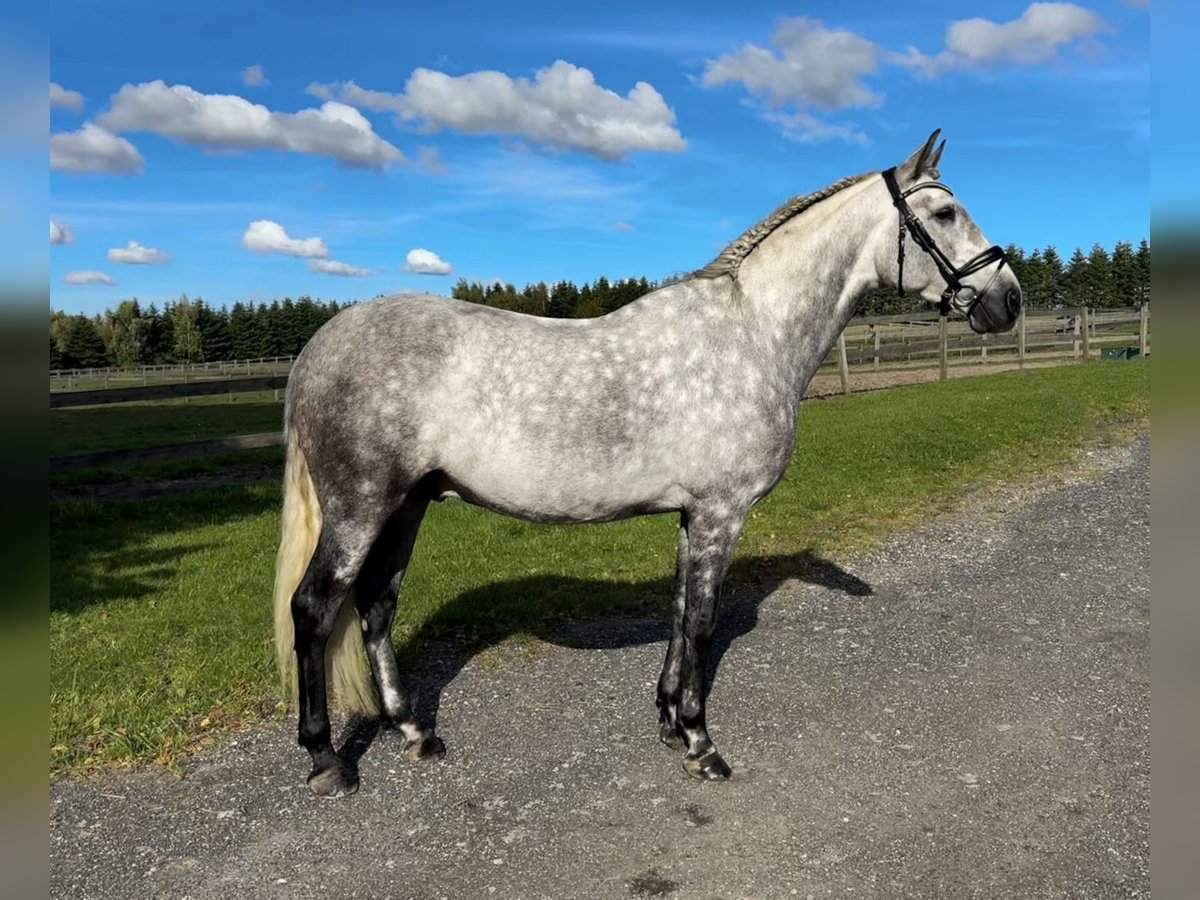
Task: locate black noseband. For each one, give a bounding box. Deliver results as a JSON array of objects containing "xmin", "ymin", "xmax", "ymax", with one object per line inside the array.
[{"xmin": 881, "ymin": 167, "xmax": 1008, "ymax": 318}]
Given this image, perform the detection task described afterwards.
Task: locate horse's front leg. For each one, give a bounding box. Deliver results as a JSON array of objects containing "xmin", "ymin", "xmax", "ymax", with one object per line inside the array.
[
  {"xmin": 677, "ymin": 505, "xmax": 745, "ymax": 780},
  {"xmin": 656, "ymin": 517, "xmax": 689, "ymax": 751}
]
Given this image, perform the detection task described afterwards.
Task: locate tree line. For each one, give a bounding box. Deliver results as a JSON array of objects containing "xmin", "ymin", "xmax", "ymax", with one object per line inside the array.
[
  {"xmin": 50, "ymin": 296, "xmax": 344, "ymax": 370},
  {"xmin": 50, "ymin": 239, "xmax": 1148, "ymax": 370}
]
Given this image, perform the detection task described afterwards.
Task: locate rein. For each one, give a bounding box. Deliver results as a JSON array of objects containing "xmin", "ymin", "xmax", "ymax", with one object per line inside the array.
[{"xmin": 881, "ymin": 167, "xmax": 1008, "ymax": 318}]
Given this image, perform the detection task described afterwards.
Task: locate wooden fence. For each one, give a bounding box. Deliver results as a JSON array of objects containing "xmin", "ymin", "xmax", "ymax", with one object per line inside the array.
[
  {"xmin": 821, "ymin": 304, "xmax": 1148, "ymax": 394},
  {"xmin": 49, "ymin": 356, "xmax": 296, "ymax": 392},
  {"xmin": 50, "ymin": 304, "xmax": 1148, "ymax": 472}
]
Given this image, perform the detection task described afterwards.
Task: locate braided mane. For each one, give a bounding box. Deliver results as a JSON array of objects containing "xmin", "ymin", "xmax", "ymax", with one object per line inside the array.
[{"xmin": 692, "ymin": 171, "xmax": 876, "ymax": 280}]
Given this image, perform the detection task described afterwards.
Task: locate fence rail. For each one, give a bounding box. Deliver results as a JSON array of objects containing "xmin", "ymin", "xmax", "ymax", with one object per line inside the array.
[
  {"xmin": 49, "ymin": 375, "xmax": 290, "ymax": 409},
  {"xmin": 49, "ymin": 356, "xmax": 297, "ymax": 392},
  {"xmin": 817, "ymin": 304, "xmax": 1148, "ymax": 391}
]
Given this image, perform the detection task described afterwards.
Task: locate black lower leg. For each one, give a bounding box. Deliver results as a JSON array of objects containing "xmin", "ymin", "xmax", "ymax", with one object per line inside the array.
[
  {"xmin": 294, "ymin": 603, "xmax": 358, "ymax": 794},
  {"xmin": 293, "ymin": 540, "xmax": 361, "ymax": 797},
  {"xmin": 679, "ymin": 628, "xmax": 730, "ymax": 780}
]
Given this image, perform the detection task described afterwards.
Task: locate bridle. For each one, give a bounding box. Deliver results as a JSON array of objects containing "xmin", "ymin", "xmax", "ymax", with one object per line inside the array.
[{"xmin": 881, "ymin": 167, "xmax": 1008, "ymax": 319}]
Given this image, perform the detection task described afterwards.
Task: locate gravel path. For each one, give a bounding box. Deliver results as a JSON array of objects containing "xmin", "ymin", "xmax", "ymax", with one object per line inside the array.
[{"xmin": 50, "ymin": 435, "xmax": 1149, "ymax": 899}]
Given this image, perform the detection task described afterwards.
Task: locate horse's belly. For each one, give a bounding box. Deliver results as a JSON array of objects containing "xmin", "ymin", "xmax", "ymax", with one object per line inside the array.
[{"xmin": 438, "ymin": 452, "xmax": 682, "ymax": 524}]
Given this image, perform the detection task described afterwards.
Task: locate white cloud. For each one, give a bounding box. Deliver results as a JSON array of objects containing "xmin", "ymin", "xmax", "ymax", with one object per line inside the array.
[
  {"xmin": 107, "ymin": 240, "xmax": 169, "ymax": 264},
  {"xmin": 50, "ymin": 82, "xmax": 84, "ymax": 112},
  {"xmin": 613, "ymin": 220, "xmax": 634, "ymax": 232},
  {"xmin": 306, "ymin": 80, "xmax": 403, "ymax": 112},
  {"xmin": 97, "ymin": 81, "xmax": 405, "ymax": 170},
  {"xmin": 311, "ymin": 59, "xmax": 686, "ymax": 161},
  {"xmin": 50, "ymin": 122, "xmax": 145, "ymax": 174},
  {"xmin": 762, "ymin": 110, "xmax": 869, "ymax": 145},
  {"xmin": 897, "ymin": 3, "xmax": 1110, "ymax": 76},
  {"xmin": 703, "ymin": 18, "xmax": 881, "ymax": 111},
  {"xmin": 63, "ymin": 270, "xmax": 114, "ymax": 285},
  {"xmin": 308, "ymin": 259, "xmax": 371, "ymax": 277},
  {"xmin": 242, "ymin": 64, "xmax": 267, "ymax": 87},
  {"xmin": 700, "ymin": 18, "xmax": 881, "ymax": 144},
  {"xmin": 50, "ymin": 219, "xmax": 73, "ymax": 245},
  {"xmin": 242, "ymin": 220, "xmax": 329, "ymax": 258},
  {"xmin": 403, "ymin": 248, "xmax": 452, "ymax": 275}
]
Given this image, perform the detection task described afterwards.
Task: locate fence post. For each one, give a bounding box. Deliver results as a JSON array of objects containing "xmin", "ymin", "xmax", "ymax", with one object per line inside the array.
[
  {"xmin": 1139, "ymin": 302, "xmax": 1148, "ymax": 357},
  {"xmin": 981, "ymin": 333, "xmax": 988, "ymax": 364},
  {"xmin": 1017, "ymin": 308, "xmax": 1026, "ymax": 369},
  {"xmin": 938, "ymin": 315, "xmax": 948, "ymax": 381},
  {"xmin": 873, "ymin": 328, "xmax": 880, "ymax": 371},
  {"xmin": 1081, "ymin": 307, "xmax": 1091, "ymax": 360},
  {"xmin": 837, "ymin": 332, "xmax": 851, "ymax": 395}
]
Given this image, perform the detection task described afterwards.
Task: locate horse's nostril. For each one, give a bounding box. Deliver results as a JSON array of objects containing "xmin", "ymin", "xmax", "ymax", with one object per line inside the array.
[{"xmin": 1006, "ymin": 288, "xmax": 1022, "ymax": 317}]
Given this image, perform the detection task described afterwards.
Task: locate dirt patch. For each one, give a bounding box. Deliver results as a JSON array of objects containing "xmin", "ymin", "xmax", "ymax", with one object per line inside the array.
[{"xmin": 628, "ymin": 870, "xmax": 680, "ymax": 896}]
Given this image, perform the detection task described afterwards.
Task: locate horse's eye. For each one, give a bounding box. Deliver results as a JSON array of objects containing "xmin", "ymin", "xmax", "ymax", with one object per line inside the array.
[{"xmin": 934, "ymin": 207, "xmax": 956, "ymax": 223}]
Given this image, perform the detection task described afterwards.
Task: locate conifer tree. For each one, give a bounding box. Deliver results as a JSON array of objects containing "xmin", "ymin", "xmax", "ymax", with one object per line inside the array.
[
  {"xmin": 1134, "ymin": 238, "xmax": 1150, "ymax": 303},
  {"xmin": 228, "ymin": 302, "xmax": 254, "ymax": 359},
  {"xmin": 1085, "ymin": 243, "xmax": 1116, "ymax": 308},
  {"xmin": 1110, "ymin": 241, "xmax": 1139, "ymax": 307},
  {"xmin": 547, "ymin": 280, "xmax": 579, "ymax": 318},
  {"xmin": 61, "ymin": 315, "xmax": 110, "ymax": 368},
  {"xmin": 1065, "ymin": 247, "xmax": 1090, "ymax": 307},
  {"xmin": 196, "ymin": 299, "xmax": 232, "ymax": 361},
  {"xmin": 1041, "ymin": 246, "xmax": 1065, "ymax": 308}
]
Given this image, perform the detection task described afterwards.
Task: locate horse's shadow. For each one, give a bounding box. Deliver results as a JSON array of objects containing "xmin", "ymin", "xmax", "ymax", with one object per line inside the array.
[{"xmin": 335, "ymin": 550, "xmax": 872, "ymax": 765}]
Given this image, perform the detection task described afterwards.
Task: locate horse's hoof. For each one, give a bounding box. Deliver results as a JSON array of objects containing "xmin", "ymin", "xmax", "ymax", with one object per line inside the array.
[
  {"xmin": 659, "ymin": 723, "xmax": 687, "ymax": 752},
  {"xmin": 307, "ymin": 760, "xmax": 359, "ymax": 798},
  {"xmin": 404, "ymin": 734, "xmax": 446, "ymax": 762},
  {"xmin": 682, "ymin": 749, "xmax": 732, "ymax": 781}
]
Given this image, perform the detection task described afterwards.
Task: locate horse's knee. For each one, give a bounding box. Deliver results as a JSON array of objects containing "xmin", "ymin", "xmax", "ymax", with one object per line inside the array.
[{"xmin": 291, "ymin": 591, "xmax": 339, "ymax": 643}]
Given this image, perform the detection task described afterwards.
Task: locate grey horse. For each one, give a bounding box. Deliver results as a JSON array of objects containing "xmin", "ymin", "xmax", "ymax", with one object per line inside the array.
[{"xmin": 274, "ymin": 130, "xmax": 1022, "ymax": 796}]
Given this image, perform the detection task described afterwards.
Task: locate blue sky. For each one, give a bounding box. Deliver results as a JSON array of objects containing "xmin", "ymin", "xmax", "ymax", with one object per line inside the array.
[{"xmin": 47, "ymin": 1, "xmax": 1149, "ymax": 315}]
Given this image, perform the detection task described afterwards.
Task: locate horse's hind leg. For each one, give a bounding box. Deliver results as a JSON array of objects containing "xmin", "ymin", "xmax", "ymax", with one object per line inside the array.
[
  {"xmin": 293, "ymin": 528, "xmax": 375, "ymax": 797},
  {"xmin": 354, "ymin": 495, "xmax": 445, "ymax": 762},
  {"xmin": 656, "ymin": 517, "xmax": 689, "ymax": 751}
]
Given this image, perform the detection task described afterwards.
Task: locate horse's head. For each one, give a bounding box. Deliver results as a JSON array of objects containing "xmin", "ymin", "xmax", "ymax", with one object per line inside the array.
[{"xmin": 873, "ymin": 130, "xmax": 1022, "ymax": 333}]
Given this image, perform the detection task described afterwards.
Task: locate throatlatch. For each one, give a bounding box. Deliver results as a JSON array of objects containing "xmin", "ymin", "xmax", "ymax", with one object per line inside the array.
[{"xmin": 881, "ymin": 167, "xmax": 1008, "ymax": 318}]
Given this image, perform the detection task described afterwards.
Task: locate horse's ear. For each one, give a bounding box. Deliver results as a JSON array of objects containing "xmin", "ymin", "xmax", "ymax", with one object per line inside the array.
[
  {"xmin": 928, "ymin": 138, "xmax": 946, "ymax": 176},
  {"xmin": 896, "ymin": 129, "xmax": 942, "ymax": 184}
]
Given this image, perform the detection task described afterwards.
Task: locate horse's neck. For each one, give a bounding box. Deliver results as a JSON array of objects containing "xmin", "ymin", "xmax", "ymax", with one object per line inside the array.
[{"xmin": 735, "ymin": 176, "xmax": 884, "ymax": 399}]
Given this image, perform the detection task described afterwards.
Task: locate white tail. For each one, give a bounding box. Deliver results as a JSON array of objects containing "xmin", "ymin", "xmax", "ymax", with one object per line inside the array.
[{"xmin": 273, "ymin": 428, "xmax": 378, "ymax": 715}]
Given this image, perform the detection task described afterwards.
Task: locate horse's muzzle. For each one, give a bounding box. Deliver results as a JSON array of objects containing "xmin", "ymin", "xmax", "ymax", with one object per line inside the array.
[{"xmin": 967, "ymin": 286, "xmax": 1022, "ymax": 334}]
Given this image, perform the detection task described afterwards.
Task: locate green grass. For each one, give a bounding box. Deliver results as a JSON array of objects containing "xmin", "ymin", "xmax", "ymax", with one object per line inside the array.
[
  {"xmin": 50, "ymin": 393, "xmax": 283, "ymax": 458},
  {"xmin": 49, "ymin": 362, "xmax": 1149, "ymax": 776}
]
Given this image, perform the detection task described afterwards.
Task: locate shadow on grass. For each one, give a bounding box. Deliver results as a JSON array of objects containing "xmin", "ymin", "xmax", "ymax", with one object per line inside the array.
[
  {"xmin": 335, "ymin": 550, "xmax": 872, "ymax": 767},
  {"xmin": 50, "ymin": 486, "xmax": 279, "ymax": 614}
]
